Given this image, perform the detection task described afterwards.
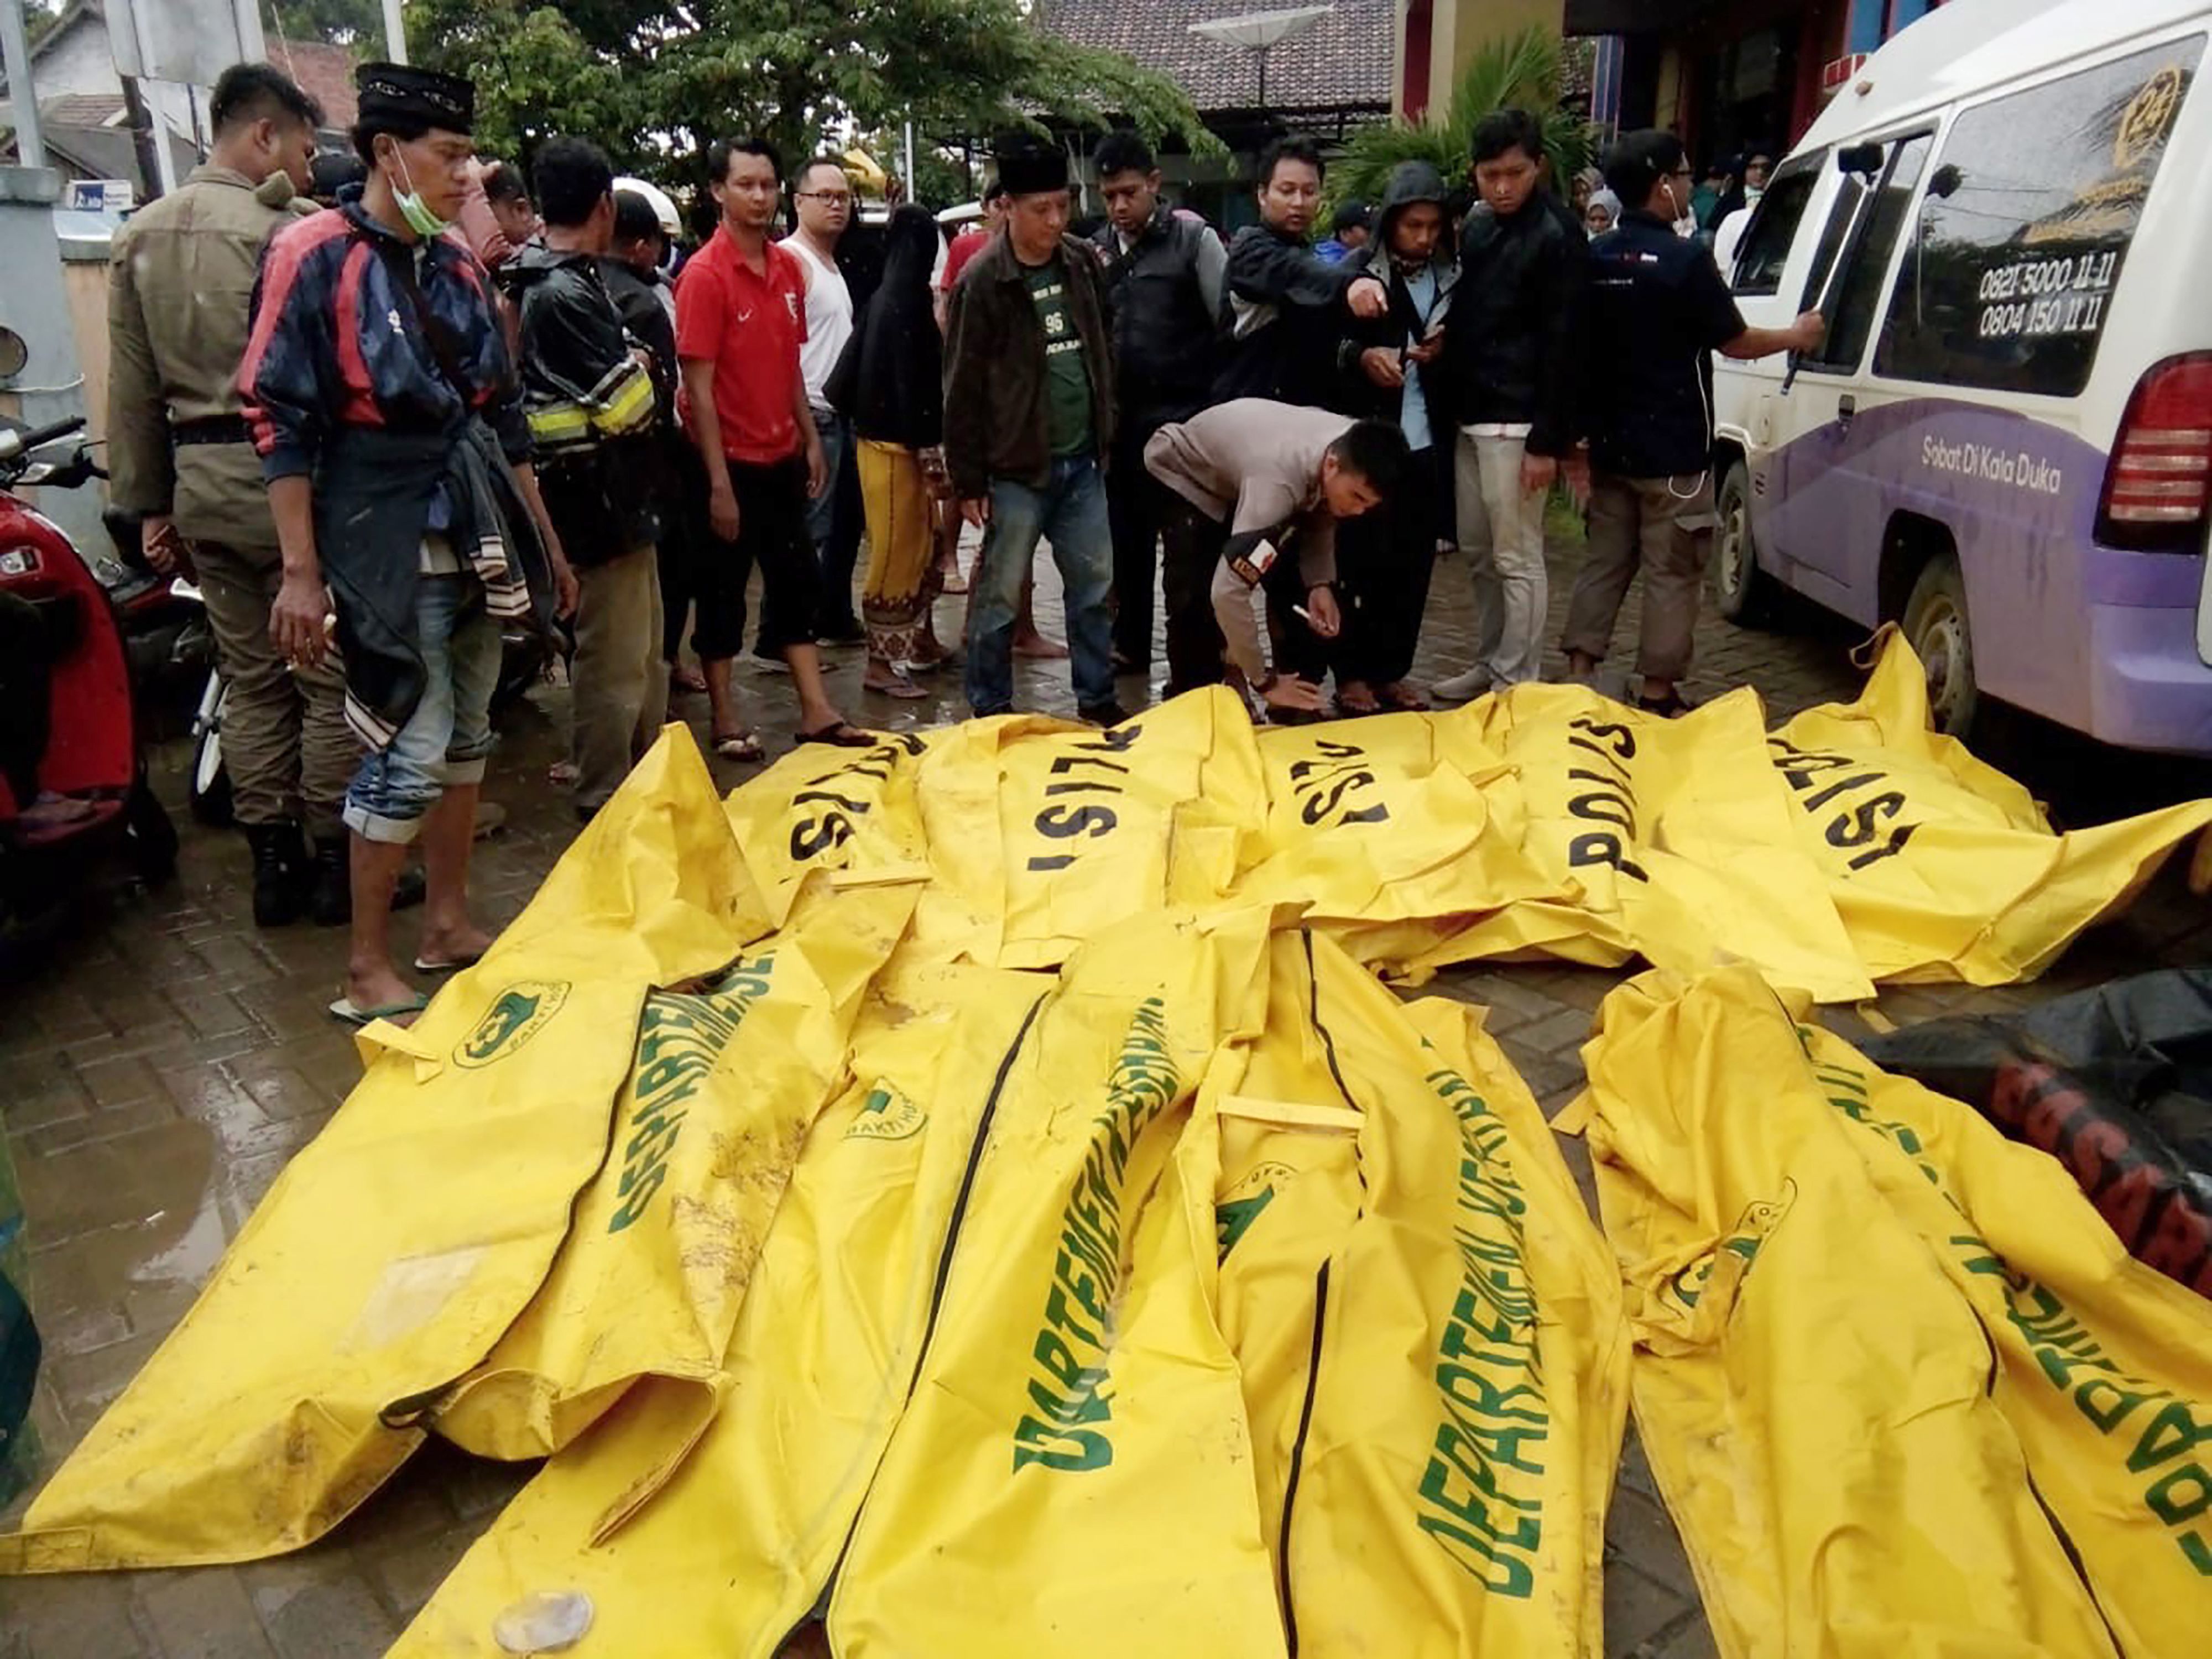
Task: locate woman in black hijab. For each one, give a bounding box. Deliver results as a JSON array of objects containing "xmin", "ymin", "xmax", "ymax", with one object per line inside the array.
[{"xmin": 837, "ymin": 204, "xmax": 948, "ymax": 697}]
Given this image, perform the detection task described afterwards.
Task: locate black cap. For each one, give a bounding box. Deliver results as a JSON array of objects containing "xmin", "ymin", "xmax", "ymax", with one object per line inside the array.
[
  {"xmin": 995, "ymin": 142, "xmax": 1068, "ymax": 197},
  {"xmin": 309, "ymin": 150, "xmax": 367, "ymax": 198},
  {"xmin": 355, "ymin": 60, "xmax": 475, "ymax": 133}
]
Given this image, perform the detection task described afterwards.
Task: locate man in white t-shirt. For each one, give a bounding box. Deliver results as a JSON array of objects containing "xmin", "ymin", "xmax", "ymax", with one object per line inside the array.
[{"xmin": 782, "ymin": 155, "xmax": 863, "ymax": 644}]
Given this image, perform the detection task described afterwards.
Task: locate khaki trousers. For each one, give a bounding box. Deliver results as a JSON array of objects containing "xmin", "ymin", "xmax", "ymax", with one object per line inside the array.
[
  {"xmin": 1453, "ymin": 429, "xmax": 1550, "ymax": 685},
  {"xmin": 191, "ymin": 537, "xmax": 354, "ymax": 838},
  {"xmin": 1560, "ymin": 472, "xmax": 1717, "ymax": 684},
  {"xmin": 572, "ymin": 544, "xmax": 668, "ymax": 812}
]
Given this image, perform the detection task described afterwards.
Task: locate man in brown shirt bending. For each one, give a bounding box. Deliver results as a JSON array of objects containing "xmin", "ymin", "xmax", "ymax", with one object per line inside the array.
[{"xmin": 1145, "ymin": 398, "xmax": 1407, "ymax": 714}]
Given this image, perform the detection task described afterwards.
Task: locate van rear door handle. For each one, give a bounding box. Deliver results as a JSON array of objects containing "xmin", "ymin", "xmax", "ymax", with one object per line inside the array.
[{"xmin": 1837, "ymin": 394, "xmax": 1858, "ymax": 432}]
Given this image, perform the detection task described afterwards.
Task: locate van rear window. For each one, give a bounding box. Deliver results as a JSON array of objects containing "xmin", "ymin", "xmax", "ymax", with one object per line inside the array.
[{"xmin": 1874, "ymin": 36, "xmax": 2202, "ymax": 396}]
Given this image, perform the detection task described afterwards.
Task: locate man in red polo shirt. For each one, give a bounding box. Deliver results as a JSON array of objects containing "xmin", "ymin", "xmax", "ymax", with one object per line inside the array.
[{"xmin": 675, "ymin": 135, "xmax": 868, "ymax": 754}]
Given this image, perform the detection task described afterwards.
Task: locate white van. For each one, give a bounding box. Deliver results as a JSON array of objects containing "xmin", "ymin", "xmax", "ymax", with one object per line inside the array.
[{"xmin": 1710, "ymin": 0, "xmax": 2212, "ymax": 752}]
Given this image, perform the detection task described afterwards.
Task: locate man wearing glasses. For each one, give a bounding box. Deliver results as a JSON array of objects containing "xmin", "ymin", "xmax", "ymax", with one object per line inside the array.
[
  {"xmin": 782, "ymin": 156, "xmax": 865, "ymax": 647},
  {"xmin": 1560, "ymin": 130, "xmax": 1821, "ymax": 717}
]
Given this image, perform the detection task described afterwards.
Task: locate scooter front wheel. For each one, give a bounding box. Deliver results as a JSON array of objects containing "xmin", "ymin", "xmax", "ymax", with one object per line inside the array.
[{"xmin": 187, "ymin": 673, "xmax": 232, "ymax": 828}]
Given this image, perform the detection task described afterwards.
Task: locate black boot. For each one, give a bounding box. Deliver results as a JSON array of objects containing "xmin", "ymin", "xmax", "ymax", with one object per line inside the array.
[
  {"xmin": 313, "ymin": 836, "xmax": 426, "ymax": 926},
  {"xmin": 244, "ymin": 822, "xmax": 310, "ymax": 927},
  {"xmin": 310, "ymin": 835, "xmax": 350, "ymax": 927}
]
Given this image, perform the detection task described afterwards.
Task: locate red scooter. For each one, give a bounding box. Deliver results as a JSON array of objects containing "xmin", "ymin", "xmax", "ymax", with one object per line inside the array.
[{"xmin": 0, "ymin": 414, "xmax": 177, "ymax": 969}]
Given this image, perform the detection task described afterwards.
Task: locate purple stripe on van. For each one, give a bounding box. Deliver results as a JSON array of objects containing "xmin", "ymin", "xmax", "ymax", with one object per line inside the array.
[{"xmin": 1750, "ymin": 394, "xmax": 2212, "ymax": 753}]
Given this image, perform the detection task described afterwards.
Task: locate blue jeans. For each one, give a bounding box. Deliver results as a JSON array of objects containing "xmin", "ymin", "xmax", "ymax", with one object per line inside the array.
[
  {"xmin": 966, "ymin": 456, "xmax": 1115, "ymax": 716},
  {"xmin": 342, "ymin": 574, "xmax": 501, "ymax": 844},
  {"xmin": 807, "ymin": 406, "xmax": 863, "ymax": 634}
]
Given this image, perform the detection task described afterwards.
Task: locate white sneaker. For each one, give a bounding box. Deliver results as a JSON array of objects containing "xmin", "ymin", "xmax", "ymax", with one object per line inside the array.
[{"xmin": 1432, "ymin": 665, "xmax": 1495, "ymax": 702}]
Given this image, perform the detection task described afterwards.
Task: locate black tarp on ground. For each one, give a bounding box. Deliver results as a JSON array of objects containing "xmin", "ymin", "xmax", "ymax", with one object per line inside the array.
[{"xmin": 1861, "ymin": 970, "xmax": 2212, "ymax": 1300}]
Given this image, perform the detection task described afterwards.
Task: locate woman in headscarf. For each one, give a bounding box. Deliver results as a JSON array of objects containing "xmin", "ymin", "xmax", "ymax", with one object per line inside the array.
[
  {"xmin": 1571, "ymin": 166, "xmax": 1604, "ymax": 218},
  {"xmin": 841, "ymin": 204, "xmax": 948, "ymax": 697},
  {"xmin": 1584, "ymin": 188, "xmax": 1621, "ymax": 236}
]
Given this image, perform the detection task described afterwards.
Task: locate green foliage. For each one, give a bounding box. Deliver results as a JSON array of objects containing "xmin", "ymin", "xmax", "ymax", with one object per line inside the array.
[
  {"xmin": 409, "ymin": 0, "xmax": 1217, "ymax": 211},
  {"xmin": 854, "ymin": 129, "xmax": 974, "ymax": 213},
  {"xmin": 907, "ymin": 150, "xmax": 974, "ymax": 213},
  {"xmin": 1327, "ymin": 24, "xmax": 1601, "ymax": 213}
]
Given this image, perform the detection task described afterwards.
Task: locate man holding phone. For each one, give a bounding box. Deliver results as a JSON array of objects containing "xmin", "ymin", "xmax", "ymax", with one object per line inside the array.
[{"xmin": 1327, "ymin": 159, "xmax": 1458, "ymax": 714}]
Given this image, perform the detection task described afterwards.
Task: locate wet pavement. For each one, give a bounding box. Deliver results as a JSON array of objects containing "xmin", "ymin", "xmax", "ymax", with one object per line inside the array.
[{"xmin": 3, "ymin": 522, "xmax": 2209, "ymax": 1657}]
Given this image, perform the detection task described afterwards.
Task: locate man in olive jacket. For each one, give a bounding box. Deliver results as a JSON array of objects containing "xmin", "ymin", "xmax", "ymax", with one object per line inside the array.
[{"xmin": 942, "ymin": 143, "xmax": 1120, "ymax": 723}]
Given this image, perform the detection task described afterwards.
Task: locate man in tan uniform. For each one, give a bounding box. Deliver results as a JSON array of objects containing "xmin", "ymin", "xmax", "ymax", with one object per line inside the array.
[{"xmin": 108, "ymin": 63, "xmax": 385, "ymax": 927}]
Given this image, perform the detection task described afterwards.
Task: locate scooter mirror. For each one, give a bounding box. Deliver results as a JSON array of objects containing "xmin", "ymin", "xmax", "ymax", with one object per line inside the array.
[{"xmin": 0, "ymin": 328, "xmax": 25, "ymax": 380}]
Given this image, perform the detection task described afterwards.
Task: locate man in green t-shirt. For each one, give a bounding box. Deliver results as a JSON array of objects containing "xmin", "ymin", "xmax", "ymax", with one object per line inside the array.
[
  {"xmin": 943, "ymin": 142, "xmax": 1120, "ymax": 723},
  {"xmin": 1027, "ymin": 263, "xmax": 1094, "ymax": 457}
]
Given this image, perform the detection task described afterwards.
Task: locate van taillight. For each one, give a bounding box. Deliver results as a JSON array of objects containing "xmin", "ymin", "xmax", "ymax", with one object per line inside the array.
[{"xmin": 2098, "ymin": 353, "xmax": 2212, "ymax": 551}]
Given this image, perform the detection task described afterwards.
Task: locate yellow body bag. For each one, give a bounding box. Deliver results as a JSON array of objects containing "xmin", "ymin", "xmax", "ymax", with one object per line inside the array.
[
  {"xmin": 1429, "ymin": 685, "xmax": 1872, "ymax": 1001},
  {"xmin": 1568, "ymin": 966, "xmax": 2212, "ymax": 1656},
  {"xmin": 1238, "ymin": 711, "xmax": 1563, "ymax": 976},
  {"xmin": 1261, "ymin": 937, "xmax": 1625, "ymax": 1658},
  {"xmin": 0, "ymin": 731, "xmax": 771, "ymax": 1571},
  {"xmin": 389, "ymin": 957, "xmax": 1049, "ymax": 1657},
  {"xmin": 1192, "ymin": 936, "xmax": 1373, "ymax": 1575},
  {"xmin": 721, "ymin": 731, "xmax": 940, "ymax": 925},
  {"xmin": 428, "ymin": 880, "xmax": 919, "ymax": 1533},
  {"xmin": 907, "ymin": 691, "xmax": 1267, "ymax": 969},
  {"xmin": 826, "ymin": 911, "xmax": 1286, "ymax": 1657},
  {"xmin": 1771, "ymin": 633, "xmax": 2212, "ymax": 984}
]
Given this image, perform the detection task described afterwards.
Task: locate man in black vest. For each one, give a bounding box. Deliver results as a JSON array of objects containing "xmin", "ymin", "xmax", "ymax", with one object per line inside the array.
[{"xmin": 1091, "ymin": 131, "xmax": 1225, "ymax": 676}]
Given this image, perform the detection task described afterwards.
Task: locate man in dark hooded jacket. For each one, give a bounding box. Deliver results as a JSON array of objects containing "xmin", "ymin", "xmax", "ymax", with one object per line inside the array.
[
  {"xmin": 1328, "ymin": 159, "xmax": 1457, "ymax": 713},
  {"xmin": 506, "ymin": 137, "xmax": 666, "ymax": 820}
]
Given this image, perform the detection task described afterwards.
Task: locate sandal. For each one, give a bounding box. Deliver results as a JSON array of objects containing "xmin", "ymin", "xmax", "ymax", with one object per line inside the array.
[
  {"xmin": 413, "ymin": 950, "xmax": 486, "ymax": 975},
  {"xmin": 713, "ymin": 729, "xmax": 766, "ymax": 762},
  {"xmin": 796, "ymin": 721, "xmax": 877, "ymax": 749},
  {"xmin": 1634, "ymin": 690, "xmax": 1698, "ymax": 718},
  {"xmin": 1333, "ymin": 687, "xmax": 1383, "ymax": 717},
  {"xmin": 328, "ymin": 992, "xmax": 429, "ymax": 1029},
  {"xmin": 863, "ymin": 673, "xmax": 929, "ymax": 700}
]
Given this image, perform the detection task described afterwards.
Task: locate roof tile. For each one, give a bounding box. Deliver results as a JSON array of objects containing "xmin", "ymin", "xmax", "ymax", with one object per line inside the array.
[
  {"xmin": 265, "ymin": 36, "xmax": 358, "ymax": 131},
  {"xmin": 1036, "ymin": 0, "xmax": 1393, "ymax": 113}
]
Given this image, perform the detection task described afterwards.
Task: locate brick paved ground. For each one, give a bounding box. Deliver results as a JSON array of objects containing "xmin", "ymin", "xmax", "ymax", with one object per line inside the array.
[{"xmin": 3, "ymin": 520, "xmax": 2206, "ymax": 1657}]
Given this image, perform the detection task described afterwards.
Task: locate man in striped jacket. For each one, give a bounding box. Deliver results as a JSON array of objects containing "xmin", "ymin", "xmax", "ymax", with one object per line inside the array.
[{"xmin": 241, "ymin": 60, "xmax": 577, "ymax": 1027}]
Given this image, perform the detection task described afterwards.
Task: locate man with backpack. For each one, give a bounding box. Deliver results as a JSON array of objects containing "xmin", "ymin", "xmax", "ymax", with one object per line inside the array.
[{"xmin": 506, "ymin": 137, "xmax": 668, "ymax": 821}]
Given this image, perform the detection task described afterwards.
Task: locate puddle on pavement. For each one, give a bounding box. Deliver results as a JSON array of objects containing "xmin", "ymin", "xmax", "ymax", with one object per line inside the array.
[{"xmin": 24, "ymin": 1120, "xmax": 221, "ymax": 1311}]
